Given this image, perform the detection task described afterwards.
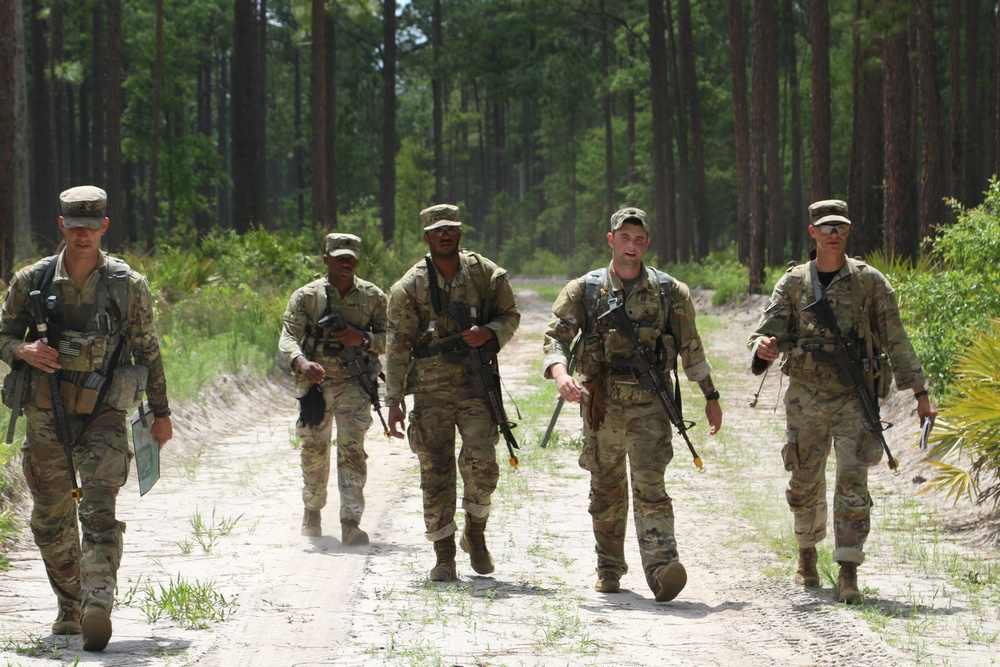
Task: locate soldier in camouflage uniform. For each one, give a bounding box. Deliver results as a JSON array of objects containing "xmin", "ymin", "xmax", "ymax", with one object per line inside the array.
[
  {"xmin": 279, "ymin": 233, "xmax": 387, "ymax": 545},
  {"xmin": 543, "ymin": 207, "xmax": 723, "ymax": 602},
  {"xmin": 0, "ymin": 186, "xmax": 173, "ymax": 651},
  {"xmin": 747, "ymin": 199, "xmax": 937, "ymax": 604},
  {"xmin": 385, "ymin": 204, "xmax": 520, "ymax": 582}
]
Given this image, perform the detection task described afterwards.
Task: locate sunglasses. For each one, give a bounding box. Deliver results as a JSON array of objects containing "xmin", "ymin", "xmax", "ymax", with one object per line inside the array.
[
  {"xmin": 816, "ymin": 224, "xmax": 849, "ymax": 236},
  {"xmin": 427, "ymin": 225, "xmax": 461, "ymax": 237}
]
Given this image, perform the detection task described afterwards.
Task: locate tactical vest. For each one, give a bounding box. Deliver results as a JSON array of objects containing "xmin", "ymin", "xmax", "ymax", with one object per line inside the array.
[
  {"xmin": 30, "ymin": 254, "xmax": 133, "ymax": 413},
  {"xmin": 575, "ymin": 266, "xmax": 677, "ymax": 380},
  {"xmin": 303, "ymin": 279, "xmax": 372, "ymax": 358}
]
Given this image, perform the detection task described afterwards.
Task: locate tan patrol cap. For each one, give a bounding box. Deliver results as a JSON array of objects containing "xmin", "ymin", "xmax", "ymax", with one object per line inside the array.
[
  {"xmin": 325, "ymin": 233, "xmax": 361, "ymax": 259},
  {"xmin": 420, "ymin": 204, "xmax": 462, "ymax": 231},
  {"xmin": 610, "ymin": 207, "xmax": 650, "ymax": 233},
  {"xmin": 808, "ymin": 199, "xmax": 852, "ymax": 226},
  {"xmin": 60, "ymin": 185, "xmax": 107, "ymax": 229}
]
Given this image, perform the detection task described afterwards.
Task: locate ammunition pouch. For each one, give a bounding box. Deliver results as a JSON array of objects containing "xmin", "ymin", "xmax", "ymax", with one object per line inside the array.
[
  {"xmin": 2, "ymin": 366, "xmax": 30, "ymax": 410},
  {"xmin": 105, "ymin": 365, "xmax": 148, "ymax": 411},
  {"xmin": 35, "ymin": 374, "xmax": 98, "ymax": 414},
  {"xmin": 56, "ymin": 330, "xmax": 110, "ymax": 372}
]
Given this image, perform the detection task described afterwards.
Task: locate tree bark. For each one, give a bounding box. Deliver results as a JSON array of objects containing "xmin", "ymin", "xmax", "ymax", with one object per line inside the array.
[
  {"xmin": 962, "ymin": 0, "xmax": 980, "ymax": 205},
  {"xmin": 432, "ymin": 0, "xmax": 444, "ymax": 203},
  {"xmin": 380, "ymin": 0, "xmax": 397, "ymax": 242},
  {"xmin": 13, "ymin": 0, "xmax": 30, "ymax": 260},
  {"xmin": 30, "ymin": 0, "xmax": 55, "ymax": 242},
  {"xmin": 145, "ymin": 0, "xmax": 165, "ymax": 251},
  {"xmin": 783, "ymin": 0, "xmax": 804, "ymax": 260},
  {"xmin": 667, "ymin": 0, "xmax": 691, "ymax": 263},
  {"xmin": 948, "ymin": 0, "xmax": 961, "ymax": 202},
  {"xmin": 105, "ymin": 0, "xmax": 125, "ymax": 250},
  {"xmin": 678, "ymin": 0, "xmax": 709, "ymax": 260},
  {"xmin": 748, "ymin": 0, "xmax": 773, "ymax": 293},
  {"xmin": 809, "ymin": 0, "xmax": 831, "ymax": 201},
  {"xmin": 765, "ymin": 0, "xmax": 782, "ymax": 266},
  {"xmin": 601, "ymin": 0, "xmax": 615, "ymax": 225},
  {"xmin": 729, "ymin": 0, "xmax": 750, "ymax": 264},
  {"xmin": 882, "ymin": 3, "xmax": 918, "ymax": 261},
  {"xmin": 917, "ymin": 0, "xmax": 944, "ymax": 248},
  {"xmin": 0, "ymin": 0, "xmax": 16, "ymax": 277},
  {"xmin": 91, "ymin": 0, "xmax": 106, "ymax": 186},
  {"xmin": 325, "ymin": 6, "xmax": 337, "ymax": 227},
  {"xmin": 648, "ymin": 0, "xmax": 675, "ymax": 264},
  {"xmin": 310, "ymin": 0, "xmax": 326, "ymax": 228}
]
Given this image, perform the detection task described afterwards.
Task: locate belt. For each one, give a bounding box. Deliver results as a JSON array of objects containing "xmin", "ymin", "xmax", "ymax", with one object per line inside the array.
[{"xmin": 413, "ymin": 339, "xmax": 468, "ymax": 359}]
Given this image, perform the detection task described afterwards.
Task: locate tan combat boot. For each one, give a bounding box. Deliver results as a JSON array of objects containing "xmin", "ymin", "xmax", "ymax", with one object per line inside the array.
[
  {"xmin": 81, "ymin": 606, "xmax": 113, "ymax": 652},
  {"xmin": 51, "ymin": 599, "xmax": 81, "ymax": 635},
  {"xmin": 428, "ymin": 535, "xmax": 457, "ymax": 582},
  {"xmin": 341, "ymin": 520, "xmax": 369, "ymax": 546},
  {"xmin": 594, "ymin": 571, "xmax": 620, "ymax": 593},
  {"xmin": 301, "ymin": 509, "xmax": 322, "ymax": 537},
  {"xmin": 651, "ymin": 561, "xmax": 687, "ymax": 602},
  {"xmin": 837, "ymin": 562, "xmax": 861, "ymax": 604},
  {"xmin": 459, "ymin": 514, "xmax": 495, "ymax": 575},
  {"xmin": 796, "ymin": 546, "xmax": 820, "ymax": 587}
]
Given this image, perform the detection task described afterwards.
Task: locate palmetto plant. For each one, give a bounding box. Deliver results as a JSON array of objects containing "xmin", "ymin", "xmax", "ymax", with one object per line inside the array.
[{"xmin": 922, "ymin": 317, "xmax": 1000, "ymax": 506}]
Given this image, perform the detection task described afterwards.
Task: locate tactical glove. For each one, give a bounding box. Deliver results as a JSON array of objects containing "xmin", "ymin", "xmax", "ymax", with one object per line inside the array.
[{"xmin": 297, "ymin": 384, "xmax": 326, "ymax": 427}]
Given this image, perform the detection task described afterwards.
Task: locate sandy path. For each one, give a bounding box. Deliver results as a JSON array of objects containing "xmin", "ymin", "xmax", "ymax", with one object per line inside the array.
[{"xmin": 0, "ymin": 286, "xmax": 997, "ymax": 666}]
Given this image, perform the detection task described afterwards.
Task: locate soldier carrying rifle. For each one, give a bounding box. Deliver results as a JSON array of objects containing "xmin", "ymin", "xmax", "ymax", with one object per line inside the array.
[
  {"xmin": 279, "ymin": 233, "xmax": 388, "ymax": 545},
  {"xmin": 543, "ymin": 207, "xmax": 723, "ymax": 603},
  {"xmin": 748, "ymin": 199, "xmax": 937, "ymax": 604}
]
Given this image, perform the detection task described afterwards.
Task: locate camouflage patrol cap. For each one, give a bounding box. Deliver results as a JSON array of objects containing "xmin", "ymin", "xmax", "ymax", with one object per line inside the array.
[
  {"xmin": 420, "ymin": 204, "xmax": 462, "ymax": 231},
  {"xmin": 809, "ymin": 199, "xmax": 852, "ymax": 226},
  {"xmin": 325, "ymin": 233, "xmax": 361, "ymax": 259},
  {"xmin": 60, "ymin": 185, "xmax": 107, "ymax": 229},
  {"xmin": 610, "ymin": 207, "xmax": 650, "ymax": 233}
]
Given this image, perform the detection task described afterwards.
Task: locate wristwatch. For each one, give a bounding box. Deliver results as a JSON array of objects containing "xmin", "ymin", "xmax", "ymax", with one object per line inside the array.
[{"xmin": 704, "ymin": 390, "xmax": 720, "ymax": 401}]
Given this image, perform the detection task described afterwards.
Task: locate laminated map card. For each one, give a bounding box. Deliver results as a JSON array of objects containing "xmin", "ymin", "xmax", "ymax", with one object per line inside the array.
[{"xmin": 130, "ymin": 403, "xmax": 159, "ymax": 496}]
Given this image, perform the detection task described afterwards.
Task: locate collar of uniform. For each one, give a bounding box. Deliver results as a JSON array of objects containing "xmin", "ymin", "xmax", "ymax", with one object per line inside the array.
[
  {"xmin": 427, "ymin": 253, "xmax": 469, "ymax": 289},
  {"xmin": 325, "ymin": 273, "xmax": 359, "ymax": 296},
  {"xmin": 607, "ymin": 261, "xmax": 650, "ymax": 293},
  {"xmin": 52, "ymin": 249, "xmax": 108, "ymax": 284}
]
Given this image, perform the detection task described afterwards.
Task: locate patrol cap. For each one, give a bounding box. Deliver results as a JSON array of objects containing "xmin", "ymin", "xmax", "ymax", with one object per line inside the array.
[
  {"xmin": 809, "ymin": 199, "xmax": 852, "ymax": 226},
  {"xmin": 60, "ymin": 186, "xmax": 107, "ymax": 229},
  {"xmin": 610, "ymin": 207, "xmax": 650, "ymax": 233},
  {"xmin": 420, "ymin": 204, "xmax": 462, "ymax": 231},
  {"xmin": 325, "ymin": 233, "xmax": 361, "ymax": 259}
]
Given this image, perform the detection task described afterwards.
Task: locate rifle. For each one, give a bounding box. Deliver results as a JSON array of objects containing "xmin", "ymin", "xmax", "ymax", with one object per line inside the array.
[
  {"xmin": 317, "ymin": 311, "xmax": 390, "ymax": 437},
  {"xmin": 540, "ymin": 333, "xmax": 581, "ymax": 449},
  {"xmin": 439, "ymin": 303, "xmax": 520, "ymax": 467},
  {"xmin": 599, "ymin": 299, "xmax": 703, "ymax": 469},
  {"xmin": 28, "ymin": 290, "xmax": 82, "ymax": 502},
  {"xmin": 802, "ymin": 296, "xmax": 898, "ymax": 472}
]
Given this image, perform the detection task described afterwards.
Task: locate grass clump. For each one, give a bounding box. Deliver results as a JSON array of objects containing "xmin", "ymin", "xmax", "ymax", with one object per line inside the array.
[{"xmin": 136, "ymin": 575, "xmax": 238, "ymax": 629}]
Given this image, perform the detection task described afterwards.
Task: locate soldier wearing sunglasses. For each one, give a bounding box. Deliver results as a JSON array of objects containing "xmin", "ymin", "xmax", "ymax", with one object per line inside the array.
[{"xmin": 747, "ymin": 199, "xmax": 936, "ymax": 605}]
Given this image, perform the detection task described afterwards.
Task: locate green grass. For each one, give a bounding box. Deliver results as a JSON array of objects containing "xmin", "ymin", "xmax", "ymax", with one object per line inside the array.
[{"xmin": 127, "ymin": 574, "xmax": 238, "ymax": 629}]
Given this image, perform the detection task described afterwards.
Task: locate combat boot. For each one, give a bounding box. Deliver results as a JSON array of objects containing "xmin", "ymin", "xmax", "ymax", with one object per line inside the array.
[
  {"xmin": 81, "ymin": 606, "xmax": 113, "ymax": 652},
  {"xmin": 651, "ymin": 561, "xmax": 687, "ymax": 602},
  {"xmin": 51, "ymin": 599, "xmax": 81, "ymax": 635},
  {"xmin": 837, "ymin": 562, "xmax": 861, "ymax": 604},
  {"xmin": 428, "ymin": 535, "xmax": 457, "ymax": 582},
  {"xmin": 460, "ymin": 514, "xmax": 495, "ymax": 575},
  {"xmin": 341, "ymin": 520, "xmax": 369, "ymax": 546},
  {"xmin": 795, "ymin": 546, "xmax": 820, "ymax": 587},
  {"xmin": 594, "ymin": 571, "xmax": 620, "ymax": 593},
  {"xmin": 301, "ymin": 509, "xmax": 322, "ymax": 537}
]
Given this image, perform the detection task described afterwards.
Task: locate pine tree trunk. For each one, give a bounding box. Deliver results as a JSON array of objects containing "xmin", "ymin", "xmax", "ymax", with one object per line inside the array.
[
  {"xmin": 105, "ymin": 0, "xmax": 125, "ymax": 249},
  {"xmin": 309, "ymin": 0, "xmax": 326, "ymax": 228},
  {"xmin": 917, "ymin": 0, "xmax": 944, "ymax": 247},
  {"xmin": 648, "ymin": 0, "xmax": 674, "ymax": 264},
  {"xmin": 809, "ymin": 0, "xmax": 831, "ymax": 201},
  {"xmin": 749, "ymin": 0, "xmax": 773, "ymax": 293},
  {"xmin": 325, "ymin": 8, "xmax": 337, "ymax": 227},
  {"xmin": 729, "ymin": 0, "xmax": 750, "ymax": 264},
  {"xmin": 380, "ymin": 0, "xmax": 397, "ymax": 242}
]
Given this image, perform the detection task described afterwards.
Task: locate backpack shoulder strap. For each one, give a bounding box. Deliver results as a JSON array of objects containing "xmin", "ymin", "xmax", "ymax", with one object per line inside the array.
[
  {"xmin": 32, "ymin": 255, "xmax": 58, "ymax": 293},
  {"xmin": 581, "ymin": 268, "xmax": 608, "ymax": 330},
  {"xmin": 95, "ymin": 256, "xmax": 131, "ymax": 336}
]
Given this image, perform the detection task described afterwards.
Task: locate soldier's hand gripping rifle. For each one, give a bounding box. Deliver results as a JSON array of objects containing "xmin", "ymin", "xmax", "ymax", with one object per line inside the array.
[
  {"xmin": 599, "ymin": 300, "xmax": 703, "ymax": 469},
  {"xmin": 440, "ymin": 303, "xmax": 520, "ymax": 467},
  {"xmin": 317, "ymin": 311, "xmax": 390, "ymax": 437},
  {"xmin": 28, "ymin": 290, "xmax": 83, "ymax": 501},
  {"xmin": 802, "ymin": 296, "xmax": 898, "ymax": 472}
]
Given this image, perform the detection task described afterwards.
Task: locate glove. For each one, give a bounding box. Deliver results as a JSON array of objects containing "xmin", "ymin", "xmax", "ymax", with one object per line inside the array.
[{"xmin": 297, "ymin": 385, "xmax": 326, "ymax": 427}]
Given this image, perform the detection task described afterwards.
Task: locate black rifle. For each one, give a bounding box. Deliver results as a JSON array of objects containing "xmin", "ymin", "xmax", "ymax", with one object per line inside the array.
[
  {"xmin": 599, "ymin": 299, "xmax": 703, "ymax": 469},
  {"xmin": 802, "ymin": 296, "xmax": 898, "ymax": 472},
  {"xmin": 439, "ymin": 303, "xmax": 520, "ymax": 467},
  {"xmin": 28, "ymin": 290, "xmax": 82, "ymax": 502},
  {"xmin": 317, "ymin": 311, "xmax": 390, "ymax": 437}
]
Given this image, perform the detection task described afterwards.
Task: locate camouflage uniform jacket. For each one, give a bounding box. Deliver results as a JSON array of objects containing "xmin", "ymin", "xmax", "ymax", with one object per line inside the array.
[
  {"xmin": 278, "ymin": 274, "xmax": 388, "ymax": 383},
  {"xmin": 385, "ymin": 250, "xmax": 520, "ymax": 407},
  {"xmin": 0, "ymin": 250, "xmax": 170, "ymax": 414},
  {"xmin": 542, "ymin": 262, "xmax": 711, "ymax": 385},
  {"xmin": 746, "ymin": 257, "xmax": 925, "ymax": 390}
]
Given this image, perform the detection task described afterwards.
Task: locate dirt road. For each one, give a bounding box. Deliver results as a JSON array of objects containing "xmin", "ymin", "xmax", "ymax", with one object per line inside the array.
[{"xmin": 1, "ymin": 286, "xmax": 997, "ymax": 666}]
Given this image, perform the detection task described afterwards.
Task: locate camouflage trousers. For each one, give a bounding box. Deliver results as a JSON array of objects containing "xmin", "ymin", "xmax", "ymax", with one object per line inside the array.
[
  {"xmin": 579, "ymin": 383, "xmax": 676, "ymax": 584},
  {"xmin": 296, "ymin": 379, "xmax": 373, "ymax": 524},
  {"xmin": 407, "ymin": 389, "xmax": 499, "ymax": 541},
  {"xmin": 20, "ymin": 405, "xmax": 131, "ymax": 616},
  {"xmin": 782, "ymin": 379, "xmax": 883, "ymax": 565}
]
